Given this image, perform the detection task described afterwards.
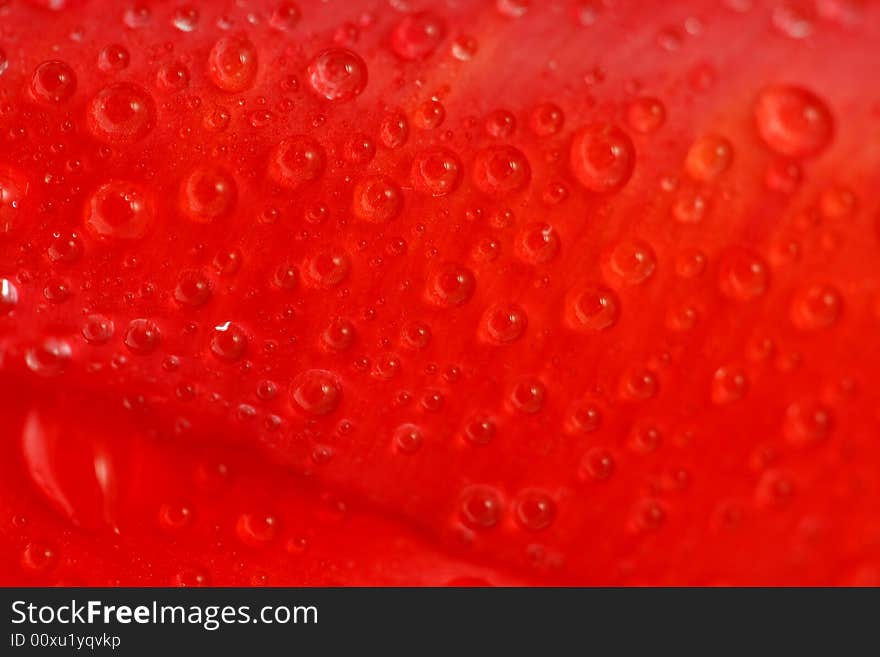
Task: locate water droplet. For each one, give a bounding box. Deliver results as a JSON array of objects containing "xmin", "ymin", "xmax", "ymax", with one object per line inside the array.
[
  {"xmin": 620, "ymin": 367, "xmax": 659, "ymax": 400},
  {"xmin": 754, "ymin": 85, "xmax": 833, "ymax": 158},
  {"xmin": 82, "ymin": 314, "xmax": 114, "ymax": 344},
  {"xmin": 579, "ymin": 447, "xmax": 614, "ymax": 481},
  {"xmin": 270, "ymin": 2, "xmax": 300, "ymax": 32},
  {"xmin": 603, "ymin": 239, "xmax": 657, "ymax": 285},
  {"xmin": 352, "ymin": 175, "xmax": 402, "ymax": 222},
  {"xmin": 393, "ymin": 423, "xmax": 424, "ymax": 453},
  {"xmin": 400, "ymin": 320, "xmax": 431, "ymax": 350},
  {"xmin": 0, "ymin": 165, "xmax": 29, "ymax": 234},
  {"xmin": 497, "ymin": 0, "xmax": 529, "ymax": 18},
  {"xmin": 472, "ymin": 145, "xmax": 531, "ymax": 196},
  {"xmin": 172, "ymin": 5, "xmax": 199, "ymax": 31},
  {"xmin": 180, "ymin": 165, "xmax": 237, "ymax": 223},
  {"xmin": 570, "ymin": 123, "xmax": 636, "ymax": 193},
  {"xmin": 290, "ymin": 369, "xmax": 342, "ymax": 415},
  {"xmin": 84, "ymin": 181, "xmax": 154, "ymax": 240},
  {"xmin": 268, "ymin": 136, "xmax": 325, "ymax": 190},
  {"xmin": 819, "ymin": 184, "xmax": 857, "ymax": 220},
  {"xmin": 482, "ymin": 302, "xmax": 528, "ymax": 343},
  {"xmin": 307, "ymin": 48, "xmax": 367, "ymax": 102},
  {"xmin": 460, "ymin": 485, "xmax": 502, "ymax": 529},
  {"xmin": 171, "ymin": 270, "xmax": 211, "ymax": 307},
  {"xmin": 21, "ymin": 542, "xmax": 57, "ymax": 571},
  {"xmin": 124, "ymin": 318, "xmax": 161, "ymax": 354},
  {"xmin": 485, "ymin": 109, "xmax": 516, "ymax": 138},
  {"xmin": 87, "ymin": 83, "xmax": 156, "ymax": 144},
  {"xmin": 784, "ymin": 400, "xmax": 833, "ymax": 445},
  {"xmin": 156, "ymin": 61, "xmax": 190, "ymax": 93},
  {"xmin": 47, "ymin": 232, "xmax": 83, "ymax": 263},
  {"xmin": 210, "ymin": 322, "xmax": 247, "ymax": 361},
  {"xmin": 97, "ymin": 44, "xmax": 130, "ymax": 72},
  {"xmin": 567, "ymin": 400, "xmax": 602, "ymax": 433},
  {"xmin": 772, "ymin": 2, "xmax": 815, "ymax": 39},
  {"xmin": 343, "ymin": 133, "xmax": 376, "ymax": 164},
  {"xmin": 0, "ymin": 277, "xmax": 19, "ymax": 315},
  {"xmin": 411, "ymin": 147, "xmax": 462, "ymax": 196},
  {"xmin": 236, "ymin": 512, "xmax": 278, "ymax": 547},
  {"xmin": 26, "ymin": 338, "xmax": 72, "ymax": 376},
  {"xmin": 451, "ymin": 35, "xmax": 478, "ymax": 61},
  {"xmin": 208, "ymin": 35, "xmax": 258, "ymax": 93},
  {"xmin": 30, "ymin": 60, "xmax": 77, "ymax": 104},
  {"xmin": 685, "ymin": 134, "xmax": 733, "ymax": 181},
  {"xmin": 509, "ymin": 378, "xmax": 546, "ymax": 414},
  {"xmin": 303, "ymin": 249, "xmax": 350, "ymax": 288},
  {"xmin": 791, "ymin": 283, "xmax": 842, "ymax": 330},
  {"xmin": 718, "ymin": 247, "xmax": 769, "ymax": 301},
  {"xmin": 158, "ymin": 503, "xmax": 192, "ymax": 530},
  {"xmin": 567, "ymin": 285, "xmax": 619, "ymax": 330},
  {"xmin": 391, "ymin": 11, "xmax": 446, "ymax": 60},
  {"xmin": 711, "ymin": 366, "xmax": 749, "ymax": 403},
  {"xmin": 515, "ymin": 490, "xmax": 555, "ymax": 531},
  {"xmin": 413, "ymin": 99, "xmax": 445, "ymax": 129},
  {"xmin": 322, "ymin": 317, "xmax": 356, "ymax": 351},
  {"xmin": 426, "ymin": 263, "xmax": 475, "ymax": 307},
  {"xmin": 516, "ymin": 223, "xmax": 560, "ymax": 264},
  {"xmin": 626, "ymin": 97, "xmax": 666, "ymax": 134},
  {"xmin": 463, "ymin": 415, "xmax": 495, "ymax": 446},
  {"xmin": 529, "ymin": 103, "xmax": 564, "ymax": 136}
]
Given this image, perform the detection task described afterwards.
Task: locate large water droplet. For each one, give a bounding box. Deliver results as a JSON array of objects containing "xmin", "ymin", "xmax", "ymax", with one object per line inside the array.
[{"xmin": 570, "ymin": 124, "xmax": 636, "ymax": 193}]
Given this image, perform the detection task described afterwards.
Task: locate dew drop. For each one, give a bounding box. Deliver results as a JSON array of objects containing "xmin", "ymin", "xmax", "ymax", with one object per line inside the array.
[
  {"xmin": 25, "ymin": 338, "xmax": 72, "ymax": 376},
  {"xmin": 87, "ymin": 83, "xmax": 156, "ymax": 144},
  {"xmin": 784, "ymin": 400, "xmax": 833, "ymax": 445},
  {"xmin": 210, "ymin": 322, "xmax": 248, "ymax": 361},
  {"xmin": 426, "ymin": 263, "xmax": 475, "ymax": 307},
  {"xmin": 754, "ymin": 85, "xmax": 833, "ymax": 158},
  {"xmin": 509, "ymin": 378, "xmax": 546, "ymax": 414},
  {"xmin": 290, "ymin": 369, "xmax": 342, "ymax": 415},
  {"xmin": 303, "ymin": 249, "xmax": 350, "ymax": 288},
  {"xmin": 603, "ymin": 239, "xmax": 657, "ymax": 285},
  {"xmin": 718, "ymin": 247, "xmax": 769, "ymax": 301},
  {"xmin": 393, "ymin": 423, "xmax": 424, "ymax": 453},
  {"xmin": 84, "ymin": 181, "xmax": 154, "ymax": 240},
  {"xmin": 570, "ymin": 123, "xmax": 636, "ymax": 193},
  {"xmin": 175, "ymin": 270, "xmax": 213, "ymax": 307},
  {"xmin": 529, "ymin": 103, "xmax": 564, "ymax": 136},
  {"xmin": 270, "ymin": 2, "xmax": 300, "ymax": 32},
  {"xmin": 208, "ymin": 35, "xmax": 258, "ymax": 93},
  {"xmin": 322, "ymin": 317, "xmax": 356, "ymax": 351},
  {"xmin": 411, "ymin": 147, "xmax": 462, "ymax": 196},
  {"xmin": 626, "ymin": 97, "xmax": 666, "ymax": 134},
  {"xmin": 711, "ymin": 366, "xmax": 749, "ymax": 404},
  {"xmin": 460, "ymin": 485, "xmax": 502, "ymax": 529},
  {"xmin": 30, "ymin": 60, "xmax": 77, "ymax": 104},
  {"xmin": 268, "ymin": 136, "xmax": 325, "ymax": 190},
  {"xmin": 685, "ymin": 134, "xmax": 733, "ymax": 181},
  {"xmin": 463, "ymin": 415, "xmax": 495, "ymax": 446},
  {"xmin": 567, "ymin": 285, "xmax": 619, "ymax": 331},
  {"xmin": 516, "ymin": 223, "xmax": 560, "ymax": 264},
  {"xmin": 82, "ymin": 314, "xmax": 114, "ymax": 344},
  {"xmin": 515, "ymin": 490, "xmax": 556, "ymax": 531},
  {"xmin": 307, "ymin": 48, "xmax": 367, "ymax": 102},
  {"xmin": 180, "ymin": 165, "xmax": 237, "ymax": 223},
  {"xmin": 790, "ymin": 283, "xmax": 842, "ymax": 330},
  {"xmin": 124, "ymin": 318, "xmax": 161, "ymax": 354},
  {"xmin": 0, "ymin": 277, "xmax": 19, "ymax": 315},
  {"xmin": 236, "ymin": 512, "xmax": 278, "ymax": 547},
  {"xmin": 472, "ymin": 145, "xmax": 531, "ymax": 196},
  {"xmin": 352, "ymin": 175, "xmax": 402, "ymax": 222},
  {"xmin": 390, "ymin": 11, "xmax": 446, "ymax": 60},
  {"xmin": 482, "ymin": 302, "xmax": 528, "ymax": 343}
]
